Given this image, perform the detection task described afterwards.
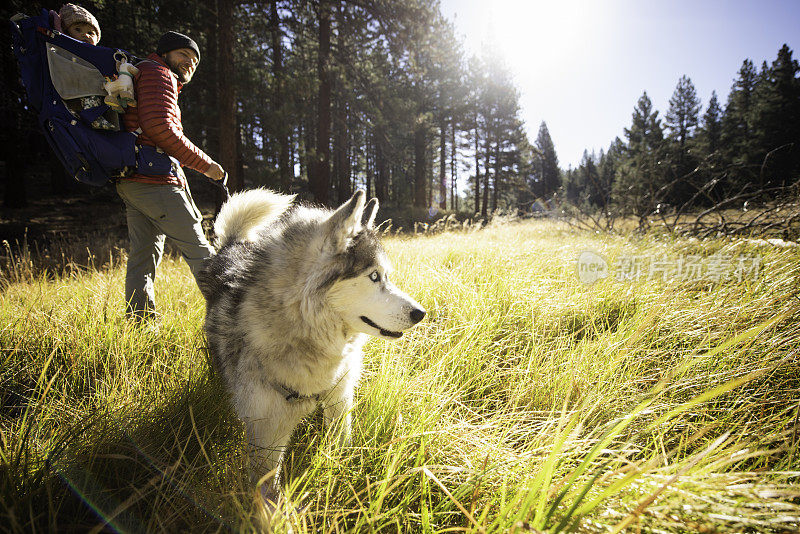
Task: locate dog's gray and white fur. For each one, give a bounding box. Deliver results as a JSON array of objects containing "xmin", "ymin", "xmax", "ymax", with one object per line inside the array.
[{"xmin": 197, "ymin": 189, "xmax": 425, "ymax": 489}]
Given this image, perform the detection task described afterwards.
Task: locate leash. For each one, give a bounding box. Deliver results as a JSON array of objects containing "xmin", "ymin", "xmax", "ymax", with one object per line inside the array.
[{"xmin": 208, "ymin": 171, "xmax": 230, "ymax": 202}]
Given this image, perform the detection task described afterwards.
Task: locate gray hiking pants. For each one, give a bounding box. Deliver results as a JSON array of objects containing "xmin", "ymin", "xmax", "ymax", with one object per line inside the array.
[{"xmin": 116, "ymin": 179, "xmax": 214, "ymax": 319}]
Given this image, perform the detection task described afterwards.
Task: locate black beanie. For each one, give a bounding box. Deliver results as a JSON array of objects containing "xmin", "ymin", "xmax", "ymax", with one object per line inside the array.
[{"xmin": 156, "ymin": 31, "xmax": 200, "ymax": 62}]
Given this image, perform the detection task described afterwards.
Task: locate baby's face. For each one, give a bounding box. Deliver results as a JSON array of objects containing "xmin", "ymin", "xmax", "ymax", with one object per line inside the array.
[{"xmin": 66, "ymin": 22, "xmax": 99, "ymax": 45}]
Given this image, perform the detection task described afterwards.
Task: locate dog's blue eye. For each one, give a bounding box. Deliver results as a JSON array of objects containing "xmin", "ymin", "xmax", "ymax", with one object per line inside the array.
[{"xmin": 369, "ymin": 270, "xmax": 380, "ymax": 282}]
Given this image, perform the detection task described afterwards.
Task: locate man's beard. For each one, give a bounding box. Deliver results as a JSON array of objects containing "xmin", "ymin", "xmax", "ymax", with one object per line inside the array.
[{"xmin": 167, "ymin": 60, "xmax": 194, "ymax": 84}]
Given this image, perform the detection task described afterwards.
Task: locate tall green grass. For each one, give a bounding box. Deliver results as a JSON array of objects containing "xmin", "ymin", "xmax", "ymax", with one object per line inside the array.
[{"xmin": 1, "ymin": 220, "xmax": 798, "ymax": 532}]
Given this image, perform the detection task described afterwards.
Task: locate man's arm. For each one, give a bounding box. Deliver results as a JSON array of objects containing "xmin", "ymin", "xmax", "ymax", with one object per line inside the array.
[{"xmin": 136, "ymin": 64, "xmax": 214, "ymax": 174}]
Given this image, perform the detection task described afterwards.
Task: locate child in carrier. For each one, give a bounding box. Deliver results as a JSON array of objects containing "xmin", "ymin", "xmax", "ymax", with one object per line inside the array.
[
  {"xmin": 57, "ymin": 3, "xmax": 100, "ymax": 46},
  {"xmin": 52, "ymin": 3, "xmax": 118, "ymax": 130}
]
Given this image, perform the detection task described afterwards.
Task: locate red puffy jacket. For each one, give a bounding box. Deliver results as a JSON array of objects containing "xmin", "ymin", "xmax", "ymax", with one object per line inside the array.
[{"xmin": 121, "ymin": 53, "xmax": 213, "ymax": 185}]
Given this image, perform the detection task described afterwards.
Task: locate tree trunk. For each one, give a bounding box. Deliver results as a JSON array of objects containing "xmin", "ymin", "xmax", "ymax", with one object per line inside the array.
[
  {"xmin": 204, "ymin": 15, "xmax": 222, "ymax": 209},
  {"xmin": 218, "ymin": 0, "xmax": 239, "ymax": 191},
  {"xmin": 482, "ymin": 137, "xmax": 490, "ymax": 217},
  {"xmin": 236, "ymin": 114, "xmax": 245, "ymax": 187},
  {"xmin": 261, "ymin": 116, "xmax": 271, "ymax": 173},
  {"xmin": 345, "ymin": 119, "xmax": 352, "ymax": 197},
  {"xmin": 365, "ymin": 130, "xmax": 373, "ymax": 198},
  {"xmin": 334, "ymin": 98, "xmax": 349, "ymax": 204},
  {"xmin": 271, "ymin": 0, "xmax": 291, "ymax": 191},
  {"xmin": 311, "ymin": 0, "xmax": 331, "ymax": 205},
  {"xmin": 451, "ymin": 119, "xmax": 457, "ymax": 211},
  {"xmin": 439, "ymin": 118, "xmax": 447, "ymax": 210},
  {"xmin": 473, "ymin": 127, "xmax": 480, "ymax": 214},
  {"xmin": 289, "ymin": 126, "xmax": 296, "ymax": 189},
  {"xmin": 492, "ymin": 142, "xmax": 500, "ymax": 213},
  {"xmin": 375, "ymin": 124, "xmax": 387, "ymax": 204},
  {"xmin": 414, "ymin": 121, "xmax": 426, "ymax": 208},
  {"xmin": 297, "ymin": 123, "xmax": 305, "ymax": 185},
  {"xmin": 427, "ymin": 140, "xmax": 433, "ymax": 208},
  {"xmin": 305, "ymin": 115, "xmax": 316, "ymax": 189}
]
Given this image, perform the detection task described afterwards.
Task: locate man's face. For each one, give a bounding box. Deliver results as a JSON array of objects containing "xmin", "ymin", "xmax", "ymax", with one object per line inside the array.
[{"xmin": 164, "ymin": 48, "xmax": 199, "ymax": 84}]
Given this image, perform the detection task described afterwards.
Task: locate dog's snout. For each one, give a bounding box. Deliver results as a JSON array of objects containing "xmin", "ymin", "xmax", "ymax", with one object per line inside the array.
[{"xmin": 409, "ymin": 308, "xmax": 425, "ymax": 324}]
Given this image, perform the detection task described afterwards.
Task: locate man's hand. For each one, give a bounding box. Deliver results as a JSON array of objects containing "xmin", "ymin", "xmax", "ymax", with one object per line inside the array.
[{"xmin": 204, "ymin": 162, "xmax": 226, "ymax": 181}]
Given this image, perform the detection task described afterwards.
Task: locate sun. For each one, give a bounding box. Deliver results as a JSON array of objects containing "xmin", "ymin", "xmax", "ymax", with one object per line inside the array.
[{"xmin": 484, "ymin": 0, "xmax": 601, "ymax": 76}]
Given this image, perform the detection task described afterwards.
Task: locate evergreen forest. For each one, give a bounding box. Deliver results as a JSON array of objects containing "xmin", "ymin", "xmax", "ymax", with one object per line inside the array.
[
  {"xmin": 563, "ymin": 48, "xmax": 800, "ymax": 232},
  {"xmin": 1, "ymin": 0, "xmax": 533, "ymax": 218},
  {"xmin": 1, "ymin": 1, "xmax": 798, "ymax": 227}
]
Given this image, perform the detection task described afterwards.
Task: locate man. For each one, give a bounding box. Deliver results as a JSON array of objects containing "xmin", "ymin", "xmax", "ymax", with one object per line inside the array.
[{"xmin": 118, "ymin": 31, "xmax": 225, "ymax": 320}]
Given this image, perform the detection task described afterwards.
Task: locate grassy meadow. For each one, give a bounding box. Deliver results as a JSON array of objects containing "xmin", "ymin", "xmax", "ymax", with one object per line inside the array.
[{"xmin": 1, "ymin": 219, "xmax": 799, "ymax": 532}]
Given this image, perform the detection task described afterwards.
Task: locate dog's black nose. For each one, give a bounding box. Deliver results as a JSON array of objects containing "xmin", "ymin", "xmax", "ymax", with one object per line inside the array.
[{"xmin": 410, "ymin": 308, "xmax": 425, "ymax": 323}]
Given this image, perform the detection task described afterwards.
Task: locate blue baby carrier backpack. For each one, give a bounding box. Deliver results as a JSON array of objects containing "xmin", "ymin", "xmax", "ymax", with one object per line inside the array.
[{"xmin": 9, "ymin": 10, "xmax": 174, "ymax": 186}]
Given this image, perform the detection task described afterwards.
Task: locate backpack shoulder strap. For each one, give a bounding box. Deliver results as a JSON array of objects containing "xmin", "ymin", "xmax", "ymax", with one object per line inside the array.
[{"xmin": 134, "ymin": 58, "xmax": 162, "ymax": 68}]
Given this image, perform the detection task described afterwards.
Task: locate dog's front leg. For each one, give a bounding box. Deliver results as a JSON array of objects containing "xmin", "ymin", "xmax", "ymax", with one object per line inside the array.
[
  {"xmin": 239, "ymin": 396, "xmax": 301, "ymax": 493},
  {"xmin": 323, "ymin": 389, "xmax": 353, "ymax": 448},
  {"xmin": 245, "ymin": 417, "xmax": 292, "ymax": 490}
]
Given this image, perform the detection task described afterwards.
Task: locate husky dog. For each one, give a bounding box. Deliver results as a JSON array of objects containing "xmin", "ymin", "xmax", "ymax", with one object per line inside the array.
[{"xmin": 197, "ymin": 189, "xmax": 425, "ymax": 490}]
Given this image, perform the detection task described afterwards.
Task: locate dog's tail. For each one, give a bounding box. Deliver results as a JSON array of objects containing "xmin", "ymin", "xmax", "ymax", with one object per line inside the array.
[{"xmin": 213, "ymin": 188, "xmax": 296, "ymax": 248}]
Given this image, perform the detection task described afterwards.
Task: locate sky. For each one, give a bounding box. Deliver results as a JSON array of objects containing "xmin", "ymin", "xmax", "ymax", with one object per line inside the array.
[{"xmin": 438, "ymin": 0, "xmax": 800, "ymax": 170}]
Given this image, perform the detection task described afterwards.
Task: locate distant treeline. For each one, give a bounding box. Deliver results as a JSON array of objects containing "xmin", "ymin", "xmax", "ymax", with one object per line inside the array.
[
  {"xmin": 1, "ymin": 0, "xmax": 543, "ymax": 215},
  {"xmin": 562, "ymin": 45, "xmax": 800, "ymax": 218}
]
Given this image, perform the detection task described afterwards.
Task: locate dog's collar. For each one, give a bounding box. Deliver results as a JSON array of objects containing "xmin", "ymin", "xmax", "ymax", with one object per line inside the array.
[{"xmin": 271, "ymin": 381, "xmax": 323, "ymax": 403}]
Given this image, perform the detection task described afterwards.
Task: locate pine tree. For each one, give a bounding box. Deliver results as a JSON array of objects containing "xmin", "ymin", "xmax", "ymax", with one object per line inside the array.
[
  {"xmin": 689, "ymin": 90, "xmax": 725, "ymax": 203},
  {"xmin": 698, "ymin": 90, "xmax": 723, "ymax": 156},
  {"xmin": 723, "ymin": 59, "xmax": 758, "ymax": 143},
  {"xmin": 562, "ymin": 166, "xmax": 580, "ymax": 204},
  {"xmin": 664, "ymin": 75, "xmax": 701, "ymax": 204},
  {"xmin": 750, "ymin": 45, "xmax": 800, "ymax": 188},
  {"xmin": 721, "ymin": 59, "xmax": 758, "ymax": 192},
  {"xmin": 769, "ymin": 44, "xmax": 800, "ymax": 186},
  {"xmin": 613, "ymin": 92, "xmax": 665, "ymax": 217},
  {"xmin": 579, "ymin": 151, "xmax": 601, "ymax": 207},
  {"xmin": 535, "ymin": 122, "xmax": 560, "ymax": 198},
  {"xmin": 665, "ymin": 75, "xmax": 701, "ymax": 149},
  {"xmin": 598, "ymin": 138, "xmax": 624, "ymax": 211}
]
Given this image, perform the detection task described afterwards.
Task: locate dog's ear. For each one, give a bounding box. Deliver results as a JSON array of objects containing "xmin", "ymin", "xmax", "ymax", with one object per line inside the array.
[
  {"xmin": 326, "ymin": 190, "xmax": 366, "ymax": 250},
  {"xmin": 362, "ymin": 197, "xmax": 378, "ymax": 229}
]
